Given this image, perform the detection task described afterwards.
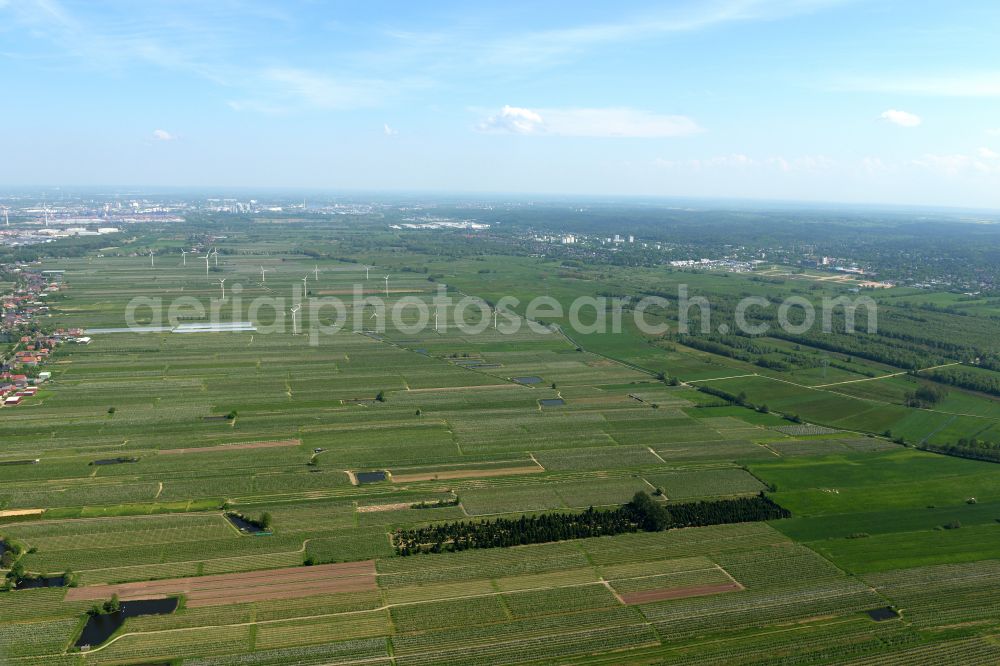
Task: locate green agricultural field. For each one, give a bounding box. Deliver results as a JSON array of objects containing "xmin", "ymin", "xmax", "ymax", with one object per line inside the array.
[{"xmin": 4, "ymin": 217, "xmax": 1000, "ymax": 664}]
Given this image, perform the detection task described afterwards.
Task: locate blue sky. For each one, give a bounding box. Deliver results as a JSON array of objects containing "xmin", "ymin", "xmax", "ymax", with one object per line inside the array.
[{"xmin": 1, "ymin": 0, "xmax": 999, "ymax": 208}]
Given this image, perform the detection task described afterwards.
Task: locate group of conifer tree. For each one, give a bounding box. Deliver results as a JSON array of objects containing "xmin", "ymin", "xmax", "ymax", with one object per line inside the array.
[{"xmin": 393, "ymin": 491, "xmax": 788, "ymax": 555}]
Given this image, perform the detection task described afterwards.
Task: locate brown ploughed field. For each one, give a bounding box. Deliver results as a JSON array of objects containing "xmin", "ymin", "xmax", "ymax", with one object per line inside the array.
[{"xmin": 64, "ymin": 560, "xmax": 376, "ymax": 607}]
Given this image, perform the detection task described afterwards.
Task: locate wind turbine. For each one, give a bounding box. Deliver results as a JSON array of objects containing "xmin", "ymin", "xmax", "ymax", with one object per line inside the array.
[
  {"xmin": 212, "ymin": 248, "xmax": 219, "ymax": 267},
  {"xmin": 149, "ymin": 249, "xmax": 155, "ymax": 268},
  {"xmin": 290, "ymin": 305, "xmax": 301, "ymax": 334},
  {"xmin": 3, "ymin": 207, "xmax": 8, "ymax": 227},
  {"xmin": 314, "ymin": 265, "xmax": 320, "ymax": 280},
  {"xmin": 364, "ymin": 265, "xmax": 370, "ymax": 280},
  {"xmin": 493, "ymin": 307, "xmax": 498, "ymax": 330},
  {"xmin": 260, "ymin": 266, "xmax": 269, "ymax": 283},
  {"xmin": 201, "ymin": 251, "xmax": 211, "ymax": 275},
  {"xmin": 43, "ymin": 204, "xmax": 49, "ymax": 228},
  {"xmin": 434, "ymin": 311, "xmax": 439, "ymax": 331},
  {"xmin": 383, "ymin": 275, "xmax": 390, "ymax": 298},
  {"xmin": 218, "ymin": 278, "xmax": 226, "ymax": 300},
  {"xmin": 302, "ymin": 275, "xmax": 308, "ymax": 294},
  {"xmin": 180, "ymin": 249, "xmax": 187, "ymax": 266}
]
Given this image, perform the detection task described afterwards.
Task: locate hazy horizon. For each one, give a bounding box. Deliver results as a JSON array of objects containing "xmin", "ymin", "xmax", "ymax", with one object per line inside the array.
[{"xmin": 2, "ymin": 0, "xmax": 999, "ymax": 208}]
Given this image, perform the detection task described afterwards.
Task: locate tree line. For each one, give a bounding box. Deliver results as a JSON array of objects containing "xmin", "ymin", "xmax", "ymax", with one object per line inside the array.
[
  {"xmin": 392, "ymin": 491, "xmax": 789, "ymax": 555},
  {"xmin": 924, "ymin": 368, "xmax": 1000, "ymax": 398},
  {"xmin": 922, "ymin": 439, "xmax": 1000, "ymax": 464}
]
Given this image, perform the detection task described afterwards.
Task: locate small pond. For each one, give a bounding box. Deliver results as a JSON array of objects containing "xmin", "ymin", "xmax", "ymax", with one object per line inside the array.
[
  {"xmin": 15, "ymin": 575, "xmax": 67, "ymax": 590},
  {"xmin": 90, "ymin": 457, "xmax": 139, "ymax": 466},
  {"xmin": 539, "ymin": 398, "xmax": 566, "ymax": 407},
  {"xmin": 513, "ymin": 376, "xmax": 542, "ymax": 384},
  {"xmin": 76, "ymin": 598, "xmax": 179, "ymax": 648},
  {"xmin": 224, "ymin": 513, "xmax": 271, "ymax": 535},
  {"xmin": 866, "ymin": 607, "xmax": 900, "ymax": 621},
  {"xmin": 356, "ymin": 470, "xmax": 388, "ymax": 484}
]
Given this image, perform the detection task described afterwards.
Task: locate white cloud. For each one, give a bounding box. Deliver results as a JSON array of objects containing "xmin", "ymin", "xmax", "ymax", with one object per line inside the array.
[
  {"xmin": 480, "ymin": 0, "xmax": 852, "ymax": 68},
  {"xmin": 861, "ymin": 156, "xmax": 891, "ymax": 175},
  {"xmin": 910, "ymin": 152, "xmax": 1000, "ymax": 176},
  {"xmin": 383, "ymin": 123, "xmax": 398, "ymax": 136},
  {"xmin": 226, "ymin": 100, "xmax": 285, "ymax": 115},
  {"xmin": 227, "ymin": 68, "xmax": 413, "ymax": 113},
  {"xmin": 988, "ymin": 128, "xmax": 1000, "ymax": 137},
  {"xmin": 152, "ymin": 129, "xmax": 176, "ymax": 141},
  {"xmin": 478, "ymin": 106, "xmax": 701, "ymax": 138},
  {"xmin": 697, "ymin": 153, "xmax": 754, "ymax": 169},
  {"xmin": 259, "ymin": 67, "xmax": 388, "ymax": 110},
  {"xmin": 655, "ymin": 153, "xmax": 834, "ymax": 172},
  {"xmin": 911, "ymin": 154, "xmax": 970, "ymax": 175},
  {"xmin": 478, "ymin": 106, "xmax": 545, "ymax": 134},
  {"xmin": 840, "ymin": 73, "xmax": 1000, "ymax": 98},
  {"xmin": 880, "ymin": 109, "xmax": 921, "ymax": 127}
]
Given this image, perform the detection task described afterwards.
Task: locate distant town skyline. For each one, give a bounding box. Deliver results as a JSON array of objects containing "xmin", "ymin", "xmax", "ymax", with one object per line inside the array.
[{"xmin": 1, "ymin": 0, "xmax": 999, "ymax": 209}]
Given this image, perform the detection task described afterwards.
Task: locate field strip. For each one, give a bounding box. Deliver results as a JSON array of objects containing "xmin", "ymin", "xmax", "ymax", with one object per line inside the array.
[
  {"xmin": 68, "ymin": 537, "xmax": 315, "ymax": 574},
  {"xmin": 404, "ymin": 384, "xmax": 520, "ymax": 393},
  {"xmin": 73, "ymin": 568, "xmax": 675, "ymax": 657},
  {"xmin": 357, "ymin": 325, "xmax": 529, "ymax": 388},
  {"xmin": 633, "ymin": 615, "xmax": 864, "ymax": 657},
  {"xmin": 158, "ymin": 438, "xmax": 301, "ymax": 455},
  {"xmin": 920, "ymin": 414, "xmax": 958, "ymax": 445},
  {"xmin": 812, "ymin": 362, "xmax": 961, "ymax": 388},
  {"xmin": 757, "ymin": 442, "xmax": 781, "ymax": 457},
  {"xmin": 647, "ymin": 446, "xmax": 667, "ymax": 463},
  {"xmin": 391, "ymin": 466, "xmax": 545, "ymax": 483},
  {"xmin": 65, "ymin": 560, "xmax": 377, "ymax": 605},
  {"xmin": 604, "ymin": 565, "xmax": 733, "ymax": 583},
  {"xmin": 601, "ymin": 578, "xmax": 626, "ymax": 604},
  {"xmin": 685, "ymin": 374, "xmax": 760, "ymax": 383},
  {"xmin": 3, "ymin": 510, "xmax": 222, "ymax": 533},
  {"xmin": 357, "ymin": 502, "xmax": 414, "ymax": 513},
  {"xmin": 554, "ymin": 324, "xmax": 659, "ymax": 378},
  {"xmin": 812, "ymin": 371, "xmax": 907, "ymax": 387},
  {"xmin": 619, "ymin": 581, "xmax": 742, "ymax": 604},
  {"xmin": 81, "ymin": 607, "xmax": 660, "ymax": 659},
  {"xmin": 755, "ymin": 374, "xmax": 1000, "ymax": 422},
  {"xmin": 713, "ymin": 563, "xmax": 743, "ymax": 586},
  {"xmin": 0, "ymin": 508, "xmax": 44, "ymax": 518},
  {"xmin": 657, "ymin": 587, "xmax": 869, "ymax": 622}
]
